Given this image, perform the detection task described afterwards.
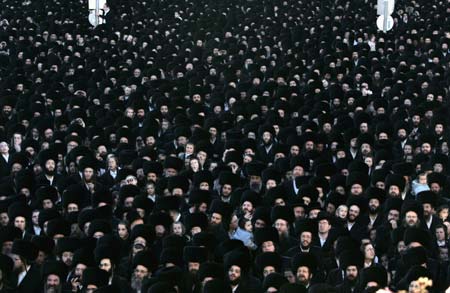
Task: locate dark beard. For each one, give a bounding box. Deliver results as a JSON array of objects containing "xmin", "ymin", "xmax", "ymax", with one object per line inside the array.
[
  {"xmin": 369, "ymin": 206, "xmax": 379, "ymax": 215},
  {"xmin": 346, "ymin": 277, "xmax": 357, "ymax": 287},
  {"xmin": 45, "ymin": 169, "xmax": 55, "ymax": 176},
  {"xmin": 45, "ymin": 283, "xmax": 61, "ymax": 293},
  {"xmin": 229, "ymin": 277, "xmax": 241, "ymax": 286},
  {"xmin": 250, "ymin": 182, "xmax": 262, "ymax": 193}
]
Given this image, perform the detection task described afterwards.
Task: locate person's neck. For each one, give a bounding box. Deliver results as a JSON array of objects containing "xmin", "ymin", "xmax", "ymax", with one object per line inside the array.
[{"xmin": 319, "ymin": 231, "xmax": 328, "ymax": 238}]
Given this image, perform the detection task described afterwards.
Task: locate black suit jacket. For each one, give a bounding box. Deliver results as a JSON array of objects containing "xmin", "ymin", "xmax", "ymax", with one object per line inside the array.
[
  {"xmin": 0, "ymin": 154, "xmax": 11, "ymax": 177},
  {"xmin": 14, "ymin": 265, "xmax": 41, "ymax": 293}
]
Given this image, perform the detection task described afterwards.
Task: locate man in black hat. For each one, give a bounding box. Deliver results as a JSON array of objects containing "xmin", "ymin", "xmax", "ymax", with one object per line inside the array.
[
  {"xmin": 257, "ymin": 126, "xmax": 277, "ymax": 165},
  {"xmin": 345, "ymin": 196, "xmax": 368, "ymax": 240},
  {"xmin": 218, "ymin": 171, "xmax": 240, "ymax": 203},
  {"xmin": 359, "ymin": 187, "xmax": 385, "ymax": 231},
  {"xmin": 35, "ymin": 149, "xmax": 62, "ymax": 188},
  {"xmin": 183, "ymin": 246, "xmax": 208, "ymax": 292},
  {"xmin": 224, "ymin": 248, "xmax": 261, "ymax": 293},
  {"xmin": 10, "ymin": 239, "xmax": 41, "ymax": 293},
  {"xmin": 417, "ymin": 190, "xmax": 442, "ymax": 232},
  {"xmin": 313, "ymin": 212, "xmax": 336, "ymax": 254},
  {"xmin": 335, "ymin": 250, "xmax": 364, "ymax": 292},
  {"xmin": 82, "ymin": 267, "xmax": 110, "ymax": 292},
  {"xmin": 385, "ymin": 173, "xmax": 408, "ymax": 200},
  {"xmin": 208, "ymin": 199, "xmax": 230, "ymax": 242},
  {"xmin": 285, "ymin": 219, "xmax": 320, "ymax": 258},
  {"xmin": 41, "ymin": 260, "xmax": 66, "ymax": 293},
  {"xmin": 291, "ymin": 252, "xmax": 317, "ymax": 289}
]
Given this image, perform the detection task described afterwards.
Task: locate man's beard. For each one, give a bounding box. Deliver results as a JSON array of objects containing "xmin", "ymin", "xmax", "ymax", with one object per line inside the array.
[
  {"xmin": 131, "ymin": 275, "xmax": 143, "ymax": 291},
  {"xmin": 297, "ymin": 275, "xmax": 308, "ymax": 285},
  {"xmin": 369, "ymin": 206, "xmax": 379, "ymax": 215},
  {"xmin": 228, "ymin": 276, "xmax": 241, "ymax": 286},
  {"xmin": 346, "ymin": 276, "xmax": 357, "ymax": 286},
  {"xmin": 13, "ymin": 265, "xmax": 25, "ymax": 273},
  {"xmin": 45, "ymin": 168, "xmax": 55, "ymax": 176},
  {"xmin": 389, "ymin": 192, "xmax": 399, "ymax": 198},
  {"xmin": 250, "ymin": 182, "xmax": 262, "ymax": 193},
  {"xmin": 263, "ymin": 139, "xmax": 272, "ymax": 147},
  {"xmin": 189, "ymin": 269, "xmax": 198, "ymax": 277},
  {"xmin": 301, "ymin": 242, "xmax": 310, "ymax": 250}
]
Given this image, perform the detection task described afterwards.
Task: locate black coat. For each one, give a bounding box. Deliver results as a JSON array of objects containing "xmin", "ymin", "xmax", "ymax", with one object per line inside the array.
[{"xmin": 13, "ymin": 266, "xmax": 41, "ymax": 293}]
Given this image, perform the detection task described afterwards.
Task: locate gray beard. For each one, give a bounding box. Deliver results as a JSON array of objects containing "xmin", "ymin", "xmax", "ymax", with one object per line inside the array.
[{"xmin": 131, "ymin": 275, "xmax": 143, "ymax": 291}]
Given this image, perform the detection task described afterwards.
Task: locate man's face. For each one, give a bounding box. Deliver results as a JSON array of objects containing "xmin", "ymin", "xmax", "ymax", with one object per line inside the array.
[
  {"xmin": 134, "ymin": 265, "xmax": 149, "ymax": 280},
  {"xmin": 369, "ymin": 198, "xmax": 380, "ymax": 214},
  {"xmin": 345, "ymin": 266, "xmax": 358, "ymax": 281},
  {"xmin": 14, "ymin": 216, "xmax": 26, "ymax": 231},
  {"xmin": 422, "ymin": 204, "xmax": 433, "ymax": 218},
  {"xmin": 275, "ymin": 219, "xmax": 289, "ymax": 234},
  {"xmin": 221, "ymin": 184, "xmax": 232, "ymax": 197},
  {"xmin": 304, "ymin": 141, "xmax": 314, "ymax": 151},
  {"xmin": 62, "ymin": 251, "xmax": 74, "ymax": 266},
  {"xmin": 228, "ymin": 265, "xmax": 241, "ymax": 285},
  {"xmin": 293, "ymin": 206, "xmax": 305, "ymax": 219},
  {"xmin": 350, "ymin": 184, "xmax": 363, "ymax": 196},
  {"xmin": 210, "ymin": 213, "xmax": 222, "ymax": 226},
  {"xmin": 263, "ymin": 265, "xmax": 276, "ymax": 277},
  {"xmin": 421, "ymin": 143, "xmax": 432, "ymax": 154},
  {"xmin": 42, "ymin": 199, "xmax": 53, "ymax": 209},
  {"xmin": 262, "ymin": 132, "xmax": 272, "ymax": 144},
  {"xmin": 397, "ymin": 129, "xmax": 407, "ymax": 140},
  {"xmin": 99, "ymin": 258, "xmax": 112, "ymax": 272},
  {"xmin": 389, "ymin": 185, "xmax": 401, "ymax": 197},
  {"xmin": 360, "ymin": 144, "xmax": 371, "ymax": 156},
  {"xmin": 296, "ymin": 266, "xmax": 311, "ymax": 285},
  {"xmin": 290, "ymin": 146, "xmax": 300, "ymax": 157},
  {"xmin": 348, "ymin": 206, "xmax": 360, "ymax": 222},
  {"xmin": 318, "ymin": 219, "xmax": 331, "ymax": 233},
  {"xmin": 388, "ymin": 209, "xmax": 400, "ymax": 222},
  {"xmin": 292, "ymin": 166, "xmax": 304, "ymax": 177},
  {"xmin": 0, "ymin": 142, "xmax": 9, "ymax": 153},
  {"xmin": 83, "ymin": 168, "xmax": 94, "ymax": 181},
  {"xmin": 405, "ymin": 211, "xmax": 418, "ymax": 227},
  {"xmin": 242, "ymin": 202, "xmax": 253, "ymax": 214},
  {"xmin": 12, "ymin": 254, "xmax": 24, "ymax": 272},
  {"xmin": 188, "ymin": 262, "xmax": 200, "ymax": 274},
  {"xmin": 2, "ymin": 106, "xmax": 12, "ymax": 117},
  {"xmin": 262, "ymin": 241, "xmax": 275, "ymax": 252},
  {"xmin": 435, "ymin": 124, "xmax": 444, "ymax": 135},
  {"xmin": 300, "ymin": 232, "xmax": 312, "ymax": 248},
  {"xmin": 46, "ymin": 274, "xmax": 60, "ymax": 288},
  {"xmin": 75, "ymin": 263, "xmax": 87, "ymax": 277}
]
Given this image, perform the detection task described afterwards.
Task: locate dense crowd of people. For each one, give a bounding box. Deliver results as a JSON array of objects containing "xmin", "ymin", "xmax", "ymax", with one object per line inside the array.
[{"xmin": 0, "ymin": 0, "xmax": 449, "ymax": 292}]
